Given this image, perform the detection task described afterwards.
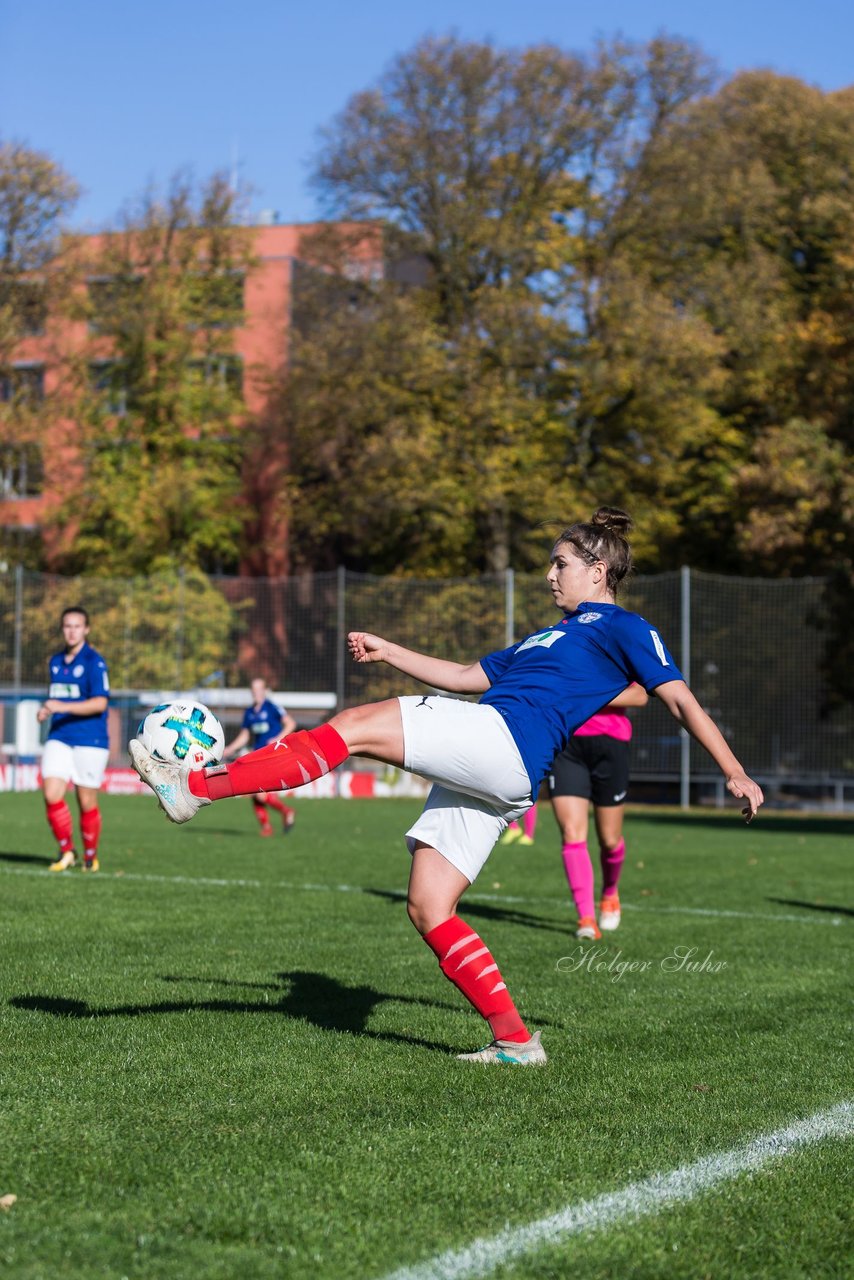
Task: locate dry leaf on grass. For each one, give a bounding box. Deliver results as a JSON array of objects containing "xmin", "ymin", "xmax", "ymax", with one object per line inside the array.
[{"xmin": 0, "ymin": 1194, "xmax": 17, "ymax": 1210}]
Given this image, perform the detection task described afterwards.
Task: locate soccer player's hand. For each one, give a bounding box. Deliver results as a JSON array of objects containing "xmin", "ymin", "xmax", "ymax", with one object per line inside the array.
[
  {"xmin": 348, "ymin": 632, "xmax": 389, "ymax": 664},
  {"xmin": 726, "ymin": 773, "xmax": 765, "ymax": 823}
]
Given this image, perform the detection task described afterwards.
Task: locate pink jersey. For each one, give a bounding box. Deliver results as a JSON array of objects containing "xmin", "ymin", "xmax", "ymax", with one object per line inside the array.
[{"xmin": 573, "ymin": 709, "xmax": 633, "ymax": 742}]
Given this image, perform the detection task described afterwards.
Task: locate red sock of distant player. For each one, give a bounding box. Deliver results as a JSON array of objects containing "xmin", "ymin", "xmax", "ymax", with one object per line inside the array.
[
  {"xmin": 263, "ymin": 793, "xmax": 294, "ymax": 823},
  {"xmin": 424, "ymin": 915, "xmax": 529, "ymax": 1043},
  {"xmin": 80, "ymin": 807, "xmax": 101, "ymax": 858},
  {"xmin": 252, "ymin": 797, "xmax": 273, "ymax": 832},
  {"xmin": 189, "ymin": 725, "xmax": 349, "ymax": 801},
  {"xmin": 46, "ymin": 800, "xmax": 74, "ymax": 853},
  {"xmin": 600, "ymin": 837, "xmax": 625, "ymax": 896}
]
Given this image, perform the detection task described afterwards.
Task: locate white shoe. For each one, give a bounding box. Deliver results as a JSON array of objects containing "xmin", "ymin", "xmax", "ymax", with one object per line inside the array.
[
  {"xmin": 129, "ymin": 739, "xmax": 210, "ymax": 824},
  {"xmin": 599, "ymin": 894, "xmax": 621, "ymax": 932},
  {"xmin": 457, "ymin": 1031, "xmax": 547, "ymax": 1065}
]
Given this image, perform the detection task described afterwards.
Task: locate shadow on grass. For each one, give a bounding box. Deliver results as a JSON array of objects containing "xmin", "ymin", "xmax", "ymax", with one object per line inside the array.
[
  {"xmin": 627, "ymin": 811, "xmax": 854, "ymax": 837},
  {"xmin": 365, "ymin": 886, "xmax": 570, "ymax": 934},
  {"xmin": 766, "ymin": 897, "xmax": 854, "ymax": 918},
  {"xmin": 9, "ymin": 970, "xmax": 463, "ymax": 1055},
  {"xmin": 0, "ymin": 850, "xmax": 53, "ymax": 866}
]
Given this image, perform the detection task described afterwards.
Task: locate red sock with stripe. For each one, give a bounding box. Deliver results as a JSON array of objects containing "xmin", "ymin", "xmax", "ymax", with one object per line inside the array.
[
  {"xmin": 80, "ymin": 807, "xmax": 101, "ymax": 858},
  {"xmin": 424, "ymin": 915, "xmax": 529, "ymax": 1043},
  {"xmin": 46, "ymin": 800, "xmax": 74, "ymax": 853},
  {"xmin": 189, "ymin": 725, "xmax": 349, "ymax": 800},
  {"xmin": 252, "ymin": 797, "xmax": 273, "ymax": 832}
]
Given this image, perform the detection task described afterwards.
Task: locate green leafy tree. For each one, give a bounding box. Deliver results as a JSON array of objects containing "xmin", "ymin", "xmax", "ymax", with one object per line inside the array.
[
  {"xmin": 0, "ymin": 140, "xmax": 79, "ymax": 567},
  {"xmin": 55, "ymin": 173, "xmax": 254, "ymax": 577}
]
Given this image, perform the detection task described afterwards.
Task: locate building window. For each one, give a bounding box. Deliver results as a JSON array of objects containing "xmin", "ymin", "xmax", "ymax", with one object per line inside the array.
[
  {"xmin": 187, "ymin": 355, "xmax": 243, "ymax": 397},
  {"xmin": 0, "ymin": 364, "xmax": 45, "ymax": 403},
  {"xmin": 188, "ymin": 271, "xmax": 245, "ymax": 328},
  {"xmin": 89, "ymin": 361, "xmax": 129, "ymax": 416},
  {"xmin": 0, "ymin": 442, "xmax": 44, "ymax": 499},
  {"xmin": 0, "ymin": 282, "xmax": 48, "ymax": 336},
  {"xmin": 87, "ymin": 276, "xmax": 142, "ymax": 333}
]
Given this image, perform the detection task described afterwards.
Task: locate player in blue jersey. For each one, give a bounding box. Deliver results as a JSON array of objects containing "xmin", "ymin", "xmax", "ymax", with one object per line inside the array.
[
  {"xmin": 222, "ymin": 677, "xmax": 297, "ymax": 835},
  {"xmin": 37, "ymin": 606, "xmax": 110, "ymax": 872},
  {"xmin": 131, "ymin": 507, "xmax": 763, "ymax": 1065}
]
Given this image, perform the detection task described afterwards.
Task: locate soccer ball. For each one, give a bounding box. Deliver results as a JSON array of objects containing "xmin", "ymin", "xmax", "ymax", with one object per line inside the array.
[{"xmin": 137, "ymin": 700, "xmax": 225, "ymax": 769}]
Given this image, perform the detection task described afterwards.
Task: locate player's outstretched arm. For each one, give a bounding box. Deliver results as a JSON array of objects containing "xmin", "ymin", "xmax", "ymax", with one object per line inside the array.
[
  {"xmin": 347, "ymin": 632, "xmax": 490, "ymax": 694},
  {"xmin": 654, "ymin": 680, "xmax": 764, "ymax": 821}
]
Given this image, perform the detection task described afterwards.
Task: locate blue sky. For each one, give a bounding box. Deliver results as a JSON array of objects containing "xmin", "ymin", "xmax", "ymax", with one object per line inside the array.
[{"xmin": 2, "ymin": 0, "xmax": 852, "ymax": 231}]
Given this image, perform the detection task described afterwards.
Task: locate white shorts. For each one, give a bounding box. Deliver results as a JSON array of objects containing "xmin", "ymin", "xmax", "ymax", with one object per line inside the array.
[
  {"xmin": 398, "ymin": 695, "xmax": 533, "ymax": 885},
  {"xmin": 41, "ymin": 739, "xmax": 109, "ymax": 789}
]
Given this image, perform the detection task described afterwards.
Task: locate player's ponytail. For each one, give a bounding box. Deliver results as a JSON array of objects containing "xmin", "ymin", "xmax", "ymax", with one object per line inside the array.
[{"xmin": 555, "ymin": 506, "xmax": 633, "ymax": 595}]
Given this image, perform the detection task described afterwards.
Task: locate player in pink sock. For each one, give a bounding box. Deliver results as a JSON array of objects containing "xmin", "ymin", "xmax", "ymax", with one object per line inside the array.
[
  {"xmin": 499, "ymin": 802, "xmax": 539, "ymax": 846},
  {"xmin": 39, "ymin": 606, "xmax": 110, "ymax": 873},
  {"xmin": 549, "ymin": 687, "xmax": 646, "ymax": 938},
  {"xmin": 221, "ymin": 678, "xmax": 298, "ymax": 836},
  {"xmin": 131, "ymin": 509, "xmax": 764, "ymax": 1063}
]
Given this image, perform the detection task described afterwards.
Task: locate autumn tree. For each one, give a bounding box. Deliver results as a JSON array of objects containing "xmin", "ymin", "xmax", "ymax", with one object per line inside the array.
[
  {"xmin": 56, "ymin": 173, "xmax": 255, "ymax": 577},
  {"xmin": 0, "ymin": 140, "xmax": 79, "ymax": 565}
]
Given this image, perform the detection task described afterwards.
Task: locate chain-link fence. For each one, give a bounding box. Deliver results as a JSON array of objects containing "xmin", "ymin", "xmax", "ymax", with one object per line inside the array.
[{"xmin": 1, "ymin": 565, "xmax": 852, "ymax": 806}]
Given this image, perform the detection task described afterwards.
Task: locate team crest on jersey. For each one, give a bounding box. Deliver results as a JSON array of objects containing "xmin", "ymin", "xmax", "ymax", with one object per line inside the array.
[
  {"xmin": 516, "ymin": 629, "xmax": 566, "ymax": 653},
  {"xmin": 73, "ymin": 664, "xmax": 85, "ymax": 677},
  {"xmin": 577, "ymin": 612, "xmax": 603, "ymax": 624}
]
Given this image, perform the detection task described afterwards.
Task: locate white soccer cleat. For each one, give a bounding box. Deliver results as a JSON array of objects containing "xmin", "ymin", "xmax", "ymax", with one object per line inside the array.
[
  {"xmin": 457, "ymin": 1031, "xmax": 547, "ymax": 1065},
  {"xmin": 129, "ymin": 739, "xmax": 210, "ymax": 824},
  {"xmin": 598, "ymin": 893, "xmax": 621, "ymax": 932}
]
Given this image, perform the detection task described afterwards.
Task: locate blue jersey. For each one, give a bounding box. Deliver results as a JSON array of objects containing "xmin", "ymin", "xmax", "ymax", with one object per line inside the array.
[
  {"xmin": 479, "ymin": 601, "xmax": 682, "ymax": 794},
  {"xmin": 242, "ymin": 698, "xmax": 286, "ymax": 749},
  {"xmin": 47, "ymin": 642, "xmax": 110, "ymax": 748}
]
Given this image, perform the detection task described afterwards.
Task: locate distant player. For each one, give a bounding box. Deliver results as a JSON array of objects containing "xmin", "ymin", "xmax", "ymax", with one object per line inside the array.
[
  {"xmin": 548, "ymin": 684, "xmax": 647, "ymax": 940},
  {"xmin": 222, "ymin": 678, "xmax": 297, "ymax": 836},
  {"xmin": 38, "ymin": 606, "xmax": 110, "ymax": 872}
]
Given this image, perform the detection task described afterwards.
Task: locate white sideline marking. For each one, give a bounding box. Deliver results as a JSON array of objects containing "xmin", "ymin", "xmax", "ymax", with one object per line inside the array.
[
  {"xmin": 381, "ymin": 1102, "xmax": 854, "ymax": 1280},
  {"xmin": 0, "ymin": 865, "xmax": 845, "ymax": 926}
]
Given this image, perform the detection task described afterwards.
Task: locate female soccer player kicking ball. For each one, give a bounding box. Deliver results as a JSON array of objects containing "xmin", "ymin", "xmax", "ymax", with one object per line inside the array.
[{"xmin": 130, "ymin": 509, "xmax": 764, "ymax": 1065}]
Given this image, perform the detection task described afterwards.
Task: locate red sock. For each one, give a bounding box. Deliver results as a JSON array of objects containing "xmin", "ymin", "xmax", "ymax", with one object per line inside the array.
[
  {"xmin": 263, "ymin": 793, "xmax": 293, "ymax": 820},
  {"xmin": 252, "ymin": 797, "xmax": 273, "ymax": 831},
  {"xmin": 189, "ymin": 725, "xmax": 349, "ymax": 800},
  {"xmin": 46, "ymin": 800, "xmax": 74, "ymax": 853},
  {"xmin": 80, "ymin": 807, "xmax": 101, "ymax": 857},
  {"xmin": 424, "ymin": 915, "xmax": 529, "ymax": 1043}
]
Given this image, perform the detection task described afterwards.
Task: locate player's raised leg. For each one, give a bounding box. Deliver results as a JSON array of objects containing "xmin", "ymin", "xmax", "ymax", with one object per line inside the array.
[{"xmin": 130, "ymin": 700, "xmax": 403, "ymax": 823}]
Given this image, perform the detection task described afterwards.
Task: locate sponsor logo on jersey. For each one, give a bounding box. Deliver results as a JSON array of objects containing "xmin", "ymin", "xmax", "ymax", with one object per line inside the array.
[
  {"xmin": 516, "ymin": 629, "xmax": 566, "ymax": 653},
  {"xmin": 577, "ymin": 612, "xmax": 603, "ymax": 624},
  {"xmin": 49, "ymin": 682, "xmax": 82, "ymax": 699},
  {"xmin": 649, "ymin": 629, "xmax": 669, "ymax": 666},
  {"xmin": 251, "ymin": 720, "xmax": 271, "ymax": 734}
]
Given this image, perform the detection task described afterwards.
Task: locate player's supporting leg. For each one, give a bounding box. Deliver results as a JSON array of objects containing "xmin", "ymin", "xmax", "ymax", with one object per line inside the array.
[
  {"xmin": 79, "ymin": 803, "xmax": 102, "ymax": 871},
  {"xmin": 46, "ymin": 797, "xmax": 76, "ymax": 870},
  {"xmin": 263, "ymin": 791, "xmax": 296, "ymax": 832},
  {"xmin": 409, "ymin": 845, "xmax": 545, "ymax": 1065},
  {"xmin": 252, "ymin": 796, "xmax": 274, "ymax": 836}
]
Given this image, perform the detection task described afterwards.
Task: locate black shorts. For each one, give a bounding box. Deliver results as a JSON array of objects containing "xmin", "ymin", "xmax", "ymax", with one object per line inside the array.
[{"xmin": 547, "ymin": 735, "xmax": 630, "ymax": 807}]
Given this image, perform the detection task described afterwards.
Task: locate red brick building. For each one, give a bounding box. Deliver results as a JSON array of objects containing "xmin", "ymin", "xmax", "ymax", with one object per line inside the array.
[{"xmin": 0, "ymin": 221, "xmax": 380, "ymax": 576}]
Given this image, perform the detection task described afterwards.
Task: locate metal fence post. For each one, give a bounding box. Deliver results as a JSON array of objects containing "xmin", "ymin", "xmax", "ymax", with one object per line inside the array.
[
  {"xmin": 680, "ymin": 565, "xmax": 692, "ymax": 810},
  {"xmin": 12, "ymin": 564, "xmax": 23, "ymax": 792},
  {"xmin": 505, "ymin": 568, "xmax": 515, "ymax": 647},
  {"xmin": 336, "ymin": 565, "xmax": 346, "ymax": 714}
]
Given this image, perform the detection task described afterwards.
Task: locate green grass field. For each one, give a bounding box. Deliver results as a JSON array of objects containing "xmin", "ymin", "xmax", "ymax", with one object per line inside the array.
[{"xmin": 1, "ymin": 794, "xmax": 852, "ymax": 1279}]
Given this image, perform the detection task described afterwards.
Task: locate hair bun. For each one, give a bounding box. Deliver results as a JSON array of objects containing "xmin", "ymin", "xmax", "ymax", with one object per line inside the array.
[{"xmin": 591, "ymin": 506, "xmax": 632, "ymax": 535}]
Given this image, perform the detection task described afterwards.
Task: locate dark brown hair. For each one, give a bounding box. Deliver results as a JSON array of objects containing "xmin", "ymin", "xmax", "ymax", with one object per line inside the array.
[
  {"xmin": 61, "ymin": 605, "xmax": 89, "ymax": 625},
  {"xmin": 555, "ymin": 506, "xmax": 633, "ymax": 595}
]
